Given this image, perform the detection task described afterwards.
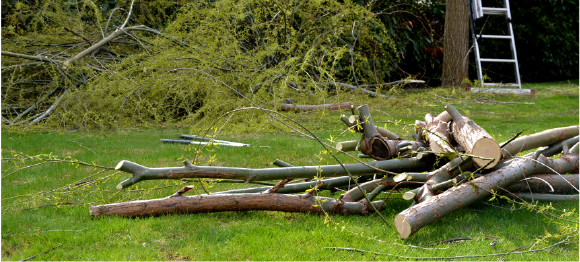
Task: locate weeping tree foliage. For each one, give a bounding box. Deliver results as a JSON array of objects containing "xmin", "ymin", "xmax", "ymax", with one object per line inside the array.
[{"xmin": 1, "ymin": 0, "xmax": 439, "ymax": 130}]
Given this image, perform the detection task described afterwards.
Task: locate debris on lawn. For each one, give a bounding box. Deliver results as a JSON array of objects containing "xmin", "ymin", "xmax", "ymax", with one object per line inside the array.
[
  {"xmin": 92, "ymin": 104, "xmax": 579, "ymax": 240},
  {"xmin": 161, "ymin": 135, "xmax": 250, "ymax": 147}
]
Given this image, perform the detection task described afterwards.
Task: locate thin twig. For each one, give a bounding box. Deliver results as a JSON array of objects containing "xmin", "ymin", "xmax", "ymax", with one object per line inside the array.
[
  {"xmin": 118, "ymin": 0, "xmax": 136, "ymax": 30},
  {"xmin": 325, "ymin": 237, "xmax": 569, "ymax": 260},
  {"xmin": 500, "ymin": 130, "xmax": 523, "ymax": 148},
  {"xmin": 20, "ymin": 244, "xmax": 63, "ymax": 261},
  {"xmin": 69, "ymin": 140, "xmax": 97, "ymax": 155},
  {"xmin": 29, "ymin": 89, "xmax": 69, "ymax": 125}
]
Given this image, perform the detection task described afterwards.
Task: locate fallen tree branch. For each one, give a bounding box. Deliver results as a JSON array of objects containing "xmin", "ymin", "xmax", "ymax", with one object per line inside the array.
[
  {"xmin": 20, "ymin": 244, "xmax": 64, "ymax": 261},
  {"xmin": 506, "ymin": 174, "xmax": 579, "ymax": 194},
  {"xmin": 115, "ymin": 155, "xmax": 434, "ymax": 189},
  {"xmin": 394, "ymin": 152, "xmax": 579, "ymax": 239},
  {"xmin": 508, "ymin": 193, "xmax": 579, "ymax": 202},
  {"xmin": 28, "ymin": 89, "xmax": 69, "ymax": 126},
  {"xmin": 278, "ymin": 102, "xmax": 354, "ymax": 112},
  {"xmin": 500, "ymin": 126, "xmax": 579, "ymax": 159},
  {"xmin": 63, "ymin": 25, "xmax": 149, "ymax": 69},
  {"xmin": 1, "ymin": 51, "xmax": 57, "ymax": 63},
  {"xmin": 324, "ymin": 237, "xmax": 569, "ymax": 260},
  {"xmin": 213, "ymin": 176, "xmax": 354, "ymax": 194},
  {"xmin": 89, "ymin": 192, "xmax": 386, "ymax": 217}
]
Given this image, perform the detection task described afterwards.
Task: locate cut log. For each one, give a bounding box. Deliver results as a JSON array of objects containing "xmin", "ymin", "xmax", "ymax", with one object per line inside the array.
[
  {"xmin": 506, "ymin": 174, "xmax": 579, "ymax": 194},
  {"xmin": 501, "ymin": 126, "xmax": 579, "ymax": 159},
  {"xmin": 358, "ymin": 105, "xmax": 399, "ymax": 160},
  {"xmin": 278, "ymin": 102, "xmax": 354, "ymax": 112},
  {"xmin": 115, "ymin": 155, "xmax": 435, "ymax": 189},
  {"xmin": 424, "ymin": 112, "xmax": 454, "ymax": 154},
  {"xmin": 394, "ymin": 172, "xmax": 430, "ymax": 183},
  {"xmin": 445, "ymin": 104, "xmax": 501, "ymax": 168},
  {"xmin": 394, "ymin": 152, "xmax": 579, "ymax": 239},
  {"xmin": 377, "ymin": 127, "xmax": 400, "ymax": 140},
  {"xmin": 341, "ymin": 176, "xmax": 417, "ymax": 202},
  {"xmin": 538, "ymin": 136, "xmax": 579, "ymax": 157},
  {"xmin": 336, "ymin": 140, "xmax": 359, "ymax": 152},
  {"xmin": 90, "ymin": 192, "xmax": 386, "ymax": 217},
  {"xmin": 272, "ymin": 159, "xmax": 293, "ymax": 167},
  {"xmin": 508, "ymin": 193, "xmax": 578, "ymax": 202}
]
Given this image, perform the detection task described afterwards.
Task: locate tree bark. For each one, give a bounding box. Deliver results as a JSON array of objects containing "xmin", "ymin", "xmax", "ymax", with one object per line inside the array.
[
  {"xmin": 424, "ymin": 113, "xmax": 454, "ymax": 154},
  {"xmin": 336, "ymin": 140, "xmax": 359, "ymax": 152},
  {"xmin": 213, "ymin": 176, "xmax": 355, "ymax": 194},
  {"xmin": 394, "ymin": 152, "xmax": 579, "ymax": 239},
  {"xmin": 278, "ymin": 102, "xmax": 354, "ymax": 112},
  {"xmin": 90, "ymin": 192, "xmax": 386, "ymax": 217},
  {"xmin": 115, "ymin": 155, "xmax": 435, "ymax": 189},
  {"xmin": 538, "ymin": 136, "xmax": 579, "ymax": 157},
  {"xmin": 340, "ymin": 176, "xmax": 420, "ymax": 202},
  {"xmin": 505, "ymin": 174, "xmax": 579, "ymax": 194},
  {"xmin": 441, "ymin": 0, "xmax": 470, "ymax": 87},
  {"xmin": 507, "ymin": 193, "xmax": 578, "ymax": 202},
  {"xmin": 446, "ymin": 104, "xmax": 501, "ymax": 168},
  {"xmin": 358, "ymin": 105, "xmax": 399, "ymax": 160},
  {"xmin": 343, "ymin": 114, "xmax": 400, "ymax": 140},
  {"xmin": 501, "ymin": 126, "xmax": 579, "ymax": 159}
]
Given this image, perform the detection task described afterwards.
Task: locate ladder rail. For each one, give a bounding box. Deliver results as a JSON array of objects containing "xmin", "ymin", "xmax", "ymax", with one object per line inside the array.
[
  {"xmin": 470, "ymin": 0, "xmax": 521, "ymax": 89},
  {"xmin": 505, "ymin": 0, "xmax": 522, "ymax": 88}
]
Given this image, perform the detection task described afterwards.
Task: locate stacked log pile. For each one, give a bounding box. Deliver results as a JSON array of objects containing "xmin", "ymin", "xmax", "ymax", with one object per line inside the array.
[{"xmin": 90, "ymin": 104, "xmax": 579, "ymax": 239}]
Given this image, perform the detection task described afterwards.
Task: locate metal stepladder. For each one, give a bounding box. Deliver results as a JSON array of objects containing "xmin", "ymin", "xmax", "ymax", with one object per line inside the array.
[{"xmin": 468, "ymin": 0, "xmax": 531, "ymax": 93}]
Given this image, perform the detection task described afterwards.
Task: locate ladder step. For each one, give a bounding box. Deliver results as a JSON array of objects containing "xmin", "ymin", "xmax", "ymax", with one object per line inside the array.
[
  {"xmin": 482, "ymin": 83, "xmax": 520, "ymax": 87},
  {"xmin": 480, "ymin": 58, "xmax": 516, "ymax": 63},
  {"xmin": 481, "ymin": 7, "xmax": 508, "ymax": 15},
  {"xmin": 480, "ymin": 35, "xmax": 512, "ymax": 39},
  {"xmin": 467, "ymin": 87, "xmax": 534, "ymax": 94}
]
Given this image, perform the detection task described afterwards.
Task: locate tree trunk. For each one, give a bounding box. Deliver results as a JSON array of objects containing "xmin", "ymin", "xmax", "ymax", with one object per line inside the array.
[
  {"xmin": 394, "ymin": 152, "xmax": 579, "ymax": 239},
  {"xmin": 90, "ymin": 192, "xmax": 385, "ymax": 217},
  {"xmin": 115, "ymin": 155, "xmax": 435, "ymax": 189},
  {"xmin": 441, "ymin": 0, "xmax": 470, "ymax": 87},
  {"xmin": 446, "ymin": 104, "xmax": 501, "ymax": 168}
]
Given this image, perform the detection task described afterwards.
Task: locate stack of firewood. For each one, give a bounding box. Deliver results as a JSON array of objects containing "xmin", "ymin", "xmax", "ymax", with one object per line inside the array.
[{"xmin": 90, "ymin": 104, "xmax": 579, "ymax": 239}]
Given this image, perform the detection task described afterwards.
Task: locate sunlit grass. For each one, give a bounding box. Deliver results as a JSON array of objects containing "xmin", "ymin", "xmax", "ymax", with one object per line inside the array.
[{"xmin": 2, "ymin": 80, "xmax": 578, "ymax": 260}]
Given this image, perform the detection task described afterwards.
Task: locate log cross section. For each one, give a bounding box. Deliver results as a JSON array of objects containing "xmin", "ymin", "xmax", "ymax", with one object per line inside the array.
[{"xmin": 445, "ymin": 104, "xmax": 501, "ymax": 168}]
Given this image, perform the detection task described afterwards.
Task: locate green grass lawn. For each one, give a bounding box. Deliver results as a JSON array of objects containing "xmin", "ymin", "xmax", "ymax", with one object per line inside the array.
[{"xmin": 2, "ymin": 80, "xmax": 579, "ymax": 260}]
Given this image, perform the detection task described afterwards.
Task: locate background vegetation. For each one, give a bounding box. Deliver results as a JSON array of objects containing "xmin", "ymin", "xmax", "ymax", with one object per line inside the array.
[
  {"xmin": 472, "ymin": 0, "xmax": 579, "ymax": 83},
  {"xmin": 1, "ymin": 1, "xmax": 578, "ymax": 260}
]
